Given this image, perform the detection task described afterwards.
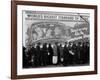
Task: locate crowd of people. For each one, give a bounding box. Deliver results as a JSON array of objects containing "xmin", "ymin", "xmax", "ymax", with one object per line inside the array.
[{"xmin": 23, "ymin": 41, "xmax": 89, "ymax": 68}]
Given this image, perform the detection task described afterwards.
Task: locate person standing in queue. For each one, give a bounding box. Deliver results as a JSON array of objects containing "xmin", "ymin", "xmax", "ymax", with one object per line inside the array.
[
  {"xmin": 23, "ymin": 46, "xmax": 29, "ymax": 68},
  {"xmin": 33, "ymin": 44, "xmax": 38, "ymax": 67},
  {"xmin": 29, "ymin": 45, "xmax": 36, "ymax": 67},
  {"xmin": 68, "ymin": 42, "xmax": 75, "ymax": 65},
  {"xmin": 48, "ymin": 43, "xmax": 53, "ymax": 65},
  {"xmin": 60, "ymin": 43, "xmax": 65, "ymax": 65},
  {"xmin": 80, "ymin": 42, "xmax": 84, "ymax": 64},
  {"xmin": 51, "ymin": 43, "xmax": 57, "ymax": 65},
  {"xmin": 34, "ymin": 43, "xmax": 40, "ymax": 67},
  {"xmin": 82, "ymin": 42, "xmax": 89, "ymax": 64},
  {"xmin": 63, "ymin": 42, "xmax": 70, "ymax": 66},
  {"xmin": 42, "ymin": 43, "xmax": 48, "ymax": 66},
  {"xmin": 27, "ymin": 47, "xmax": 33, "ymax": 67},
  {"xmin": 72, "ymin": 43, "xmax": 79, "ymax": 65},
  {"xmin": 39, "ymin": 43, "xmax": 44, "ymax": 66},
  {"xmin": 36, "ymin": 43, "xmax": 41, "ymax": 67},
  {"xmin": 77, "ymin": 42, "xmax": 83, "ymax": 64},
  {"xmin": 86, "ymin": 42, "xmax": 90, "ymax": 64},
  {"xmin": 46, "ymin": 43, "xmax": 51, "ymax": 65},
  {"xmin": 57, "ymin": 43, "xmax": 61, "ymax": 65}
]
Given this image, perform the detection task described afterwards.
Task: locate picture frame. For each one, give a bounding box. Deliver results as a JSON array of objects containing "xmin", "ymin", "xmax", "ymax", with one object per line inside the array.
[{"xmin": 11, "ymin": 0, "xmax": 97, "ymax": 79}]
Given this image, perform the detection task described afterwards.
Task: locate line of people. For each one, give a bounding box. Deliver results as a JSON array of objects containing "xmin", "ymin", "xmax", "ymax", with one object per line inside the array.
[{"xmin": 23, "ymin": 42, "xmax": 90, "ymax": 68}]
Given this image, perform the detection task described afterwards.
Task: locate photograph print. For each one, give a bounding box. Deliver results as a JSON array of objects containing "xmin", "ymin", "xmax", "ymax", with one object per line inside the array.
[{"xmin": 23, "ymin": 11, "xmax": 90, "ymax": 68}]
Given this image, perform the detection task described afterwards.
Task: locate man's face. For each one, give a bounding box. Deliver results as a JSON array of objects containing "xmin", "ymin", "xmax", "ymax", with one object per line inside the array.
[
  {"xmin": 62, "ymin": 44, "xmax": 65, "ymax": 47},
  {"xmin": 46, "ymin": 44, "xmax": 49, "ymax": 48},
  {"xmin": 58, "ymin": 43, "xmax": 60, "ymax": 46},
  {"xmin": 34, "ymin": 44, "xmax": 37, "ymax": 48},
  {"xmin": 40, "ymin": 44, "xmax": 43, "ymax": 48},
  {"xmin": 51, "ymin": 44, "xmax": 54, "ymax": 48}
]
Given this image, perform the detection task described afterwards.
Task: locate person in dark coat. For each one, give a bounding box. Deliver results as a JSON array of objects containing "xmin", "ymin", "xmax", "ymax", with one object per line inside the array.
[
  {"xmin": 63, "ymin": 43, "xmax": 74, "ymax": 66},
  {"xmin": 28, "ymin": 46, "xmax": 36, "ymax": 67},
  {"xmin": 77, "ymin": 42, "xmax": 84, "ymax": 64},
  {"xmin": 35, "ymin": 43, "xmax": 41, "ymax": 67},
  {"xmin": 81, "ymin": 42, "xmax": 86, "ymax": 64},
  {"xmin": 42, "ymin": 43, "xmax": 48, "ymax": 66},
  {"xmin": 67, "ymin": 42, "xmax": 74, "ymax": 65},
  {"xmin": 48, "ymin": 44, "xmax": 53, "ymax": 65},
  {"xmin": 71, "ymin": 43, "xmax": 78, "ymax": 65},
  {"xmin": 82, "ymin": 42, "xmax": 90, "ymax": 64},
  {"xmin": 26, "ymin": 47, "xmax": 33, "ymax": 67},
  {"xmin": 44, "ymin": 43, "xmax": 49, "ymax": 65},
  {"xmin": 45, "ymin": 43, "xmax": 52, "ymax": 65},
  {"xmin": 39, "ymin": 44, "xmax": 44, "ymax": 66},
  {"xmin": 57, "ymin": 43, "xmax": 61, "ymax": 65},
  {"xmin": 63, "ymin": 44, "xmax": 69, "ymax": 66},
  {"xmin": 59, "ymin": 43, "xmax": 65, "ymax": 65},
  {"xmin": 23, "ymin": 46, "xmax": 29, "ymax": 68},
  {"xmin": 33, "ymin": 44, "xmax": 41, "ymax": 67},
  {"xmin": 86, "ymin": 42, "xmax": 90, "ymax": 64}
]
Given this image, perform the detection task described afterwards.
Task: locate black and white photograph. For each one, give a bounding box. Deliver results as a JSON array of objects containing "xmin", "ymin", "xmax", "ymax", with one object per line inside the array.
[
  {"xmin": 11, "ymin": 1, "xmax": 97, "ymax": 79},
  {"xmin": 22, "ymin": 11, "xmax": 90, "ymax": 68}
]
